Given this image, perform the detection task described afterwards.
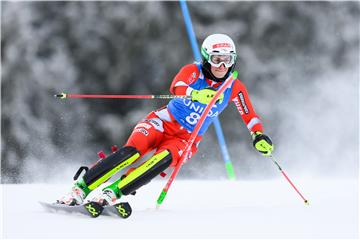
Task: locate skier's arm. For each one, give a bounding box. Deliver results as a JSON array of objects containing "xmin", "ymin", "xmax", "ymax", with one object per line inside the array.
[
  {"xmin": 170, "ymin": 64, "xmax": 199, "ymax": 96},
  {"xmin": 231, "ymin": 80, "xmax": 274, "ymax": 155},
  {"xmin": 231, "ymin": 80, "xmax": 263, "ymax": 133},
  {"xmin": 170, "ymin": 64, "xmax": 223, "ymax": 104}
]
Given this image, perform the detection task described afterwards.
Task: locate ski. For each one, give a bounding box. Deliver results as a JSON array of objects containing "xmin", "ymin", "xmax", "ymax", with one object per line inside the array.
[
  {"xmin": 104, "ymin": 202, "xmax": 132, "ymax": 218},
  {"xmin": 39, "ymin": 201, "xmax": 132, "ymax": 218}
]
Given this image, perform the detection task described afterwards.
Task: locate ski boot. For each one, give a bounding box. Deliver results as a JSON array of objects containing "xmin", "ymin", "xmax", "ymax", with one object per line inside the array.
[
  {"xmin": 91, "ymin": 189, "xmax": 118, "ymax": 206},
  {"xmin": 91, "ymin": 178, "xmax": 122, "ymax": 206},
  {"xmin": 57, "ymin": 179, "xmax": 91, "ymax": 206},
  {"xmin": 90, "ymin": 184, "xmax": 134, "ymax": 219}
]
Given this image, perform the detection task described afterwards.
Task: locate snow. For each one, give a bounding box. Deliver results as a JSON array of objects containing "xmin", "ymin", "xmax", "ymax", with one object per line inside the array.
[{"xmin": 1, "ymin": 178, "xmax": 359, "ymax": 239}]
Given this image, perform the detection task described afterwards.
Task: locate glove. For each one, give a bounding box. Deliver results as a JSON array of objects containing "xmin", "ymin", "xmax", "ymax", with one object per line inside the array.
[
  {"xmin": 191, "ymin": 87, "xmax": 224, "ymax": 105},
  {"xmin": 252, "ymin": 131, "xmax": 274, "ymax": 156}
]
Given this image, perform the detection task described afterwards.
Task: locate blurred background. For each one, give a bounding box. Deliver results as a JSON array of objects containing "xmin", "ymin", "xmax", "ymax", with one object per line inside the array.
[{"xmin": 1, "ymin": 1, "xmax": 359, "ymax": 183}]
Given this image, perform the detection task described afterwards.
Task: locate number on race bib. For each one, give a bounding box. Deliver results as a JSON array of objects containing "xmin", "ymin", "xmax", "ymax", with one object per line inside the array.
[{"xmin": 186, "ymin": 112, "xmax": 201, "ymax": 125}]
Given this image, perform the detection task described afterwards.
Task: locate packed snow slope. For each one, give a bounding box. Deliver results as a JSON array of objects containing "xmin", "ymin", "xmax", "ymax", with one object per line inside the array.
[{"xmin": 1, "ymin": 179, "xmax": 358, "ymax": 239}]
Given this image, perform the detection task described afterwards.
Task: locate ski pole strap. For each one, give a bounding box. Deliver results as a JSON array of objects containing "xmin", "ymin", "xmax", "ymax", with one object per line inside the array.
[{"xmin": 54, "ymin": 93, "xmax": 191, "ymax": 100}]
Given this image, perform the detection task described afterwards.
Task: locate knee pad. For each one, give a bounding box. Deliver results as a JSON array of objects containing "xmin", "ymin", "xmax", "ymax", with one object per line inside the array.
[
  {"xmin": 118, "ymin": 150, "xmax": 172, "ymax": 195},
  {"xmin": 83, "ymin": 146, "xmax": 140, "ymax": 190}
]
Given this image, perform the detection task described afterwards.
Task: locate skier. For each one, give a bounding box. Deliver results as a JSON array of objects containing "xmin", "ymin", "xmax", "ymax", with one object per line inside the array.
[{"xmin": 58, "ymin": 33, "xmax": 274, "ymax": 206}]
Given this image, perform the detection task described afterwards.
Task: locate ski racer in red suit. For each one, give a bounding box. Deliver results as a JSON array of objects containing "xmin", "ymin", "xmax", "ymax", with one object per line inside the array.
[{"xmin": 58, "ymin": 34, "xmax": 274, "ymax": 206}]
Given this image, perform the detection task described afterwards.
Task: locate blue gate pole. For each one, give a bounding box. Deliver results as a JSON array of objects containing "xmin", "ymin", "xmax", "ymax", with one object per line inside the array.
[{"xmin": 179, "ymin": 0, "xmax": 236, "ymax": 180}]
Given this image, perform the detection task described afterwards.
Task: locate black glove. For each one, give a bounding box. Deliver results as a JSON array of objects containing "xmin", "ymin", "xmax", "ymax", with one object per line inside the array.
[{"xmin": 252, "ymin": 132, "xmax": 274, "ymax": 156}]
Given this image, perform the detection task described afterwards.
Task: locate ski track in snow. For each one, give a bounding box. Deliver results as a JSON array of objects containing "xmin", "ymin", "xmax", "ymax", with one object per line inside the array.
[{"xmin": 1, "ymin": 179, "xmax": 358, "ymax": 239}]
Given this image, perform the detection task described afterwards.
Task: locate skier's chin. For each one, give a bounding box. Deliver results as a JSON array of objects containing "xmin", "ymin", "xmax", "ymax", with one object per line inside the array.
[
  {"xmin": 210, "ymin": 65, "xmax": 229, "ymax": 79},
  {"xmin": 212, "ymin": 71, "xmax": 228, "ymax": 79}
]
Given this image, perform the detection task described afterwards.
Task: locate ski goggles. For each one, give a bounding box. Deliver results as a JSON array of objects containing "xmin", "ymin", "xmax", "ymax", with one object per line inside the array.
[{"xmin": 208, "ymin": 53, "xmax": 236, "ymax": 68}]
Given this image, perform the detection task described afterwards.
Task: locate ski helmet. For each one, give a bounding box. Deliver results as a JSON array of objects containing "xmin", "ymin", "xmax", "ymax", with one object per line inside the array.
[{"xmin": 200, "ymin": 34, "xmax": 237, "ymax": 82}]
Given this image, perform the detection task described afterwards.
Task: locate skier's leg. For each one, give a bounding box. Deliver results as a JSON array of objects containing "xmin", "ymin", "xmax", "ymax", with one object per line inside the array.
[
  {"xmin": 58, "ymin": 146, "xmax": 140, "ymax": 205},
  {"xmin": 118, "ymin": 149, "xmax": 172, "ymax": 195},
  {"xmin": 124, "ymin": 114, "xmax": 164, "ymax": 156},
  {"xmin": 59, "ymin": 111, "xmax": 168, "ymax": 205},
  {"xmin": 95, "ymin": 149, "xmax": 172, "ymax": 205},
  {"xmin": 96, "ymin": 138, "xmax": 202, "ymax": 205},
  {"xmin": 96, "ymin": 116, "xmax": 203, "ymax": 205},
  {"xmin": 85, "ymin": 111, "xmax": 166, "ymax": 189},
  {"xmin": 82, "ymin": 146, "xmax": 141, "ymax": 190}
]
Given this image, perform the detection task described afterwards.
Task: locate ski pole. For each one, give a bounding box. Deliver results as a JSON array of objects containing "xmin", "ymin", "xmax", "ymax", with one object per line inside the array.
[
  {"xmin": 156, "ymin": 71, "xmax": 238, "ymax": 208},
  {"xmin": 54, "ymin": 92, "xmax": 191, "ymax": 100},
  {"xmin": 269, "ymin": 154, "xmax": 309, "ymax": 205}
]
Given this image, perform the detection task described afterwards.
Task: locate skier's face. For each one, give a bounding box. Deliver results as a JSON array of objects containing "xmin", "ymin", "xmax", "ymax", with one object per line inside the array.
[{"xmin": 211, "ymin": 63, "xmax": 229, "ymax": 79}]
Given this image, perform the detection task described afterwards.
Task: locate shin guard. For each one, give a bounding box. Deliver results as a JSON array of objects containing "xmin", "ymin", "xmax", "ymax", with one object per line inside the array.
[
  {"xmin": 117, "ymin": 150, "xmax": 172, "ymax": 195},
  {"xmin": 83, "ymin": 146, "xmax": 140, "ymax": 190}
]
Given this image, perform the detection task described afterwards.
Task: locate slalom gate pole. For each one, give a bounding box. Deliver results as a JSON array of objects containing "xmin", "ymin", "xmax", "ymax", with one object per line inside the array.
[
  {"xmin": 54, "ymin": 93, "xmax": 191, "ymax": 100},
  {"xmin": 269, "ymin": 154, "xmax": 309, "ymax": 205},
  {"xmin": 179, "ymin": 0, "xmax": 236, "ymax": 180},
  {"xmin": 156, "ymin": 71, "xmax": 238, "ymax": 208}
]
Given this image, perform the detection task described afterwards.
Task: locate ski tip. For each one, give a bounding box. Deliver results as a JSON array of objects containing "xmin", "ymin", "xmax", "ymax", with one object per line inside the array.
[
  {"xmin": 39, "ymin": 201, "xmax": 58, "ymax": 208},
  {"xmin": 39, "ymin": 201, "xmax": 49, "ymax": 209}
]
